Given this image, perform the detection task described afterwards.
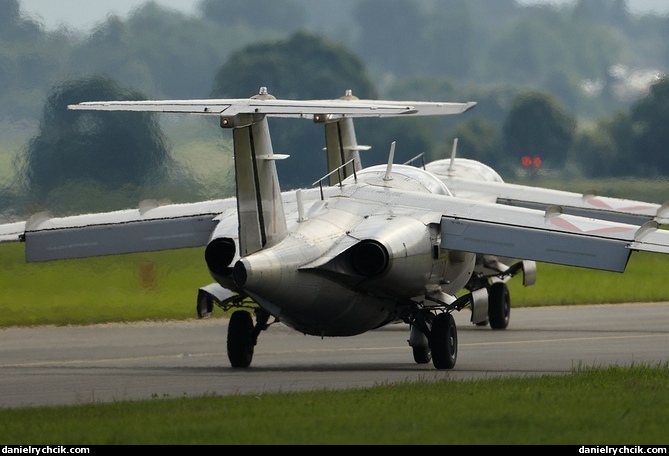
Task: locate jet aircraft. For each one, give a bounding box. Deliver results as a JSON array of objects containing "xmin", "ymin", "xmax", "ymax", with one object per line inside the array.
[{"xmin": 2, "ymin": 87, "xmax": 669, "ymax": 370}]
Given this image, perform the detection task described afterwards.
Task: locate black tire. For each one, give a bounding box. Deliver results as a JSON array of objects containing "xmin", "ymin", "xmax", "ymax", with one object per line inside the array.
[
  {"xmin": 412, "ymin": 345, "xmax": 432, "ymax": 364},
  {"xmin": 488, "ymin": 282, "xmax": 510, "ymax": 330},
  {"xmin": 227, "ymin": 310, "xmax": 254, "ymax": 368},
  {"xmin": 430, "ymin": 313, "xmax": 457, "ymax": 369}
]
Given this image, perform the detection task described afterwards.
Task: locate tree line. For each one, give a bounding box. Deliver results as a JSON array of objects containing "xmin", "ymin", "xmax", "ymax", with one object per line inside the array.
[{"xmin": 1, "ymin": 0, "xmax": 668, "ymax": 218}]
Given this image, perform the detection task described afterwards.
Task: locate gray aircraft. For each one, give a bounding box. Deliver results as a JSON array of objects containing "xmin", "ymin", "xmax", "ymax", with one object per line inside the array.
[{"xmin": 2, "ymin": 87, "xmax": 668, "ymax": 370}]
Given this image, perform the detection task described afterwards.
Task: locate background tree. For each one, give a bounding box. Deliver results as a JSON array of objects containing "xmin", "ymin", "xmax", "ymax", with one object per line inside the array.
[
  {"xmin": 354, "ymin": 0, "xmax": 474, "ymax": 79},
  {"xmin": 568, "ymin": 125, "xmax": 620, "ymax": 177},
  {"xmin": 3, "ymin": 0, "xmax": 669, "ymax": 217},
  {"xmin": 0, "ymin": 0, "xmax": 74, "ymax": 120},
  {"xmin": 418, "ymin": 0, "xmax": 473, "ymax": 79},
  {"xmin": 443, "ymin": 118, "xmax": 502, "ymax": 169},
  {"xmin": 69, "ymin": 3, "xmax": 234, "ymax": 99},
  {"xmin": 211, "ymin": 31, "xmax": 379, "ymax": 188},
  {"xmin": 354, "ymin": 0, "xmax": 424, "ymax": 77},
  {"xmin": 20, "ymin": 75, "xmax": 178, "ymax": 214},
  {"xmin": 628, "ymin": 76, "xmax": 669, "ymax": 176},
  {"xmin": 502, "ymin": 91, "xmax": 577, "ymax": 174},
  {"xmin": 0, "ymin": 0, "xmax": 40, "ymax": 41},
  {"xmin": 572, "ymin": 0, "xmax": 630, "ymax": 30},
  {"xmin": 198, "ymin": 0, "xmax": 306, "ymax": 32},
  {"xmin": 483, "ymin": 5, "xmax": 621, "ymax": 116}
]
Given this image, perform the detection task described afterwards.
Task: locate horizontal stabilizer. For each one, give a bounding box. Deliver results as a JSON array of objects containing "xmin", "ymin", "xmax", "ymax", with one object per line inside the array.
[{"xmin": 69, "ymin": 97, "xmax": 476, "ymax": 120}]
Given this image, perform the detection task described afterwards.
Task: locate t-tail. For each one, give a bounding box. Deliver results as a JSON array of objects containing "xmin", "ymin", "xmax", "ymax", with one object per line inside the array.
[
  {"xmin": 224, "ymin": 104, "xmax": 288, "ymax": 256},
  {"xmin": 321, "ymin": 90, "xmax": 369, "ymax": 185}
]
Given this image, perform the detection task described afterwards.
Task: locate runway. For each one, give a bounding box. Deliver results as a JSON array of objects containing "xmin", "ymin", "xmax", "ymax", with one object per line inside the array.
[{"xmin": 1, "ymin": 302, "xmax": 668, "ymax": 409}]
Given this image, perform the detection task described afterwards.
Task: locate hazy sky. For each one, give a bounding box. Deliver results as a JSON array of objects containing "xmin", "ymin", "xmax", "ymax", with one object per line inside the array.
[
  {"xmin": 20, "ymin": 0, "xmax": 669, "ymax": 31},
  {"xmin": 20, "ymin": 0, "xmax": 200, "ymax": 30}
]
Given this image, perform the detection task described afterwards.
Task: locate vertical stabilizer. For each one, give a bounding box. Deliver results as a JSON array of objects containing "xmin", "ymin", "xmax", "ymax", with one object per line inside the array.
[
  {"xmin": 322, "ymin": 91, "xmax": 369, "ymax": 185},
  {"xmin": 324, "ymin": 118, "xmax": 364, "ymax": 185},
  {"xmin": 232, "ymin": 116, "xmax": 288, "ymax": 256}
]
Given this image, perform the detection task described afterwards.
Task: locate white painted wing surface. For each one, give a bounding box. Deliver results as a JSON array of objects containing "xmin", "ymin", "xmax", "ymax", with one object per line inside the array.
[
  {"xmin": 438, "ymin": 201, "xmax": 669, "ymax": 273},
  {"xmin": 439, "ymin": 175, "xmax": 669, "ymax": 226},
  {"xmin": 21, "ymin": 199, "xmax": 237, "ymax": 262},
  {"xmin": 68, "ymin": 98, "xmax": 476, "ymax": 118},
  {"xmin": 0, "ymin": 221, "xmax": 26, "ymax": 243}
]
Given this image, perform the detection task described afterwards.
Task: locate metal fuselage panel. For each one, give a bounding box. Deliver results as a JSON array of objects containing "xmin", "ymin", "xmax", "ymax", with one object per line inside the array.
[{"xmin": 236, "ymin": 173, "xmax": 476, "ymax": 336}]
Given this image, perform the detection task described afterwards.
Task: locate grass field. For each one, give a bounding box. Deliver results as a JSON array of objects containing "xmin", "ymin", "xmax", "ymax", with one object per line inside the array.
[
  {"xmin": 2, "ymin": 178, "xmax": 669, "ymax": 444},
  {"xmin": 0, "ymin": 242, "xmax": 215, "ymax": 327},
  {"xmin": 2, "ymin": 241, "xmax": 669, "ymax": 328},
  {"xmin": 1, "ymin": 243, "xmax": 669, "ymax": 444},
  {"xmin": 1, "ymin": 364, "xmax": 668, "ymax": 445}
]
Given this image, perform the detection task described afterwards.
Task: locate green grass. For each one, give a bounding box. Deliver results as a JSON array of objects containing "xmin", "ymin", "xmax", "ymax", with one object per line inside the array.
[
  {"xmin": 0, "ymin": 242, "xmax": 220, "ymax": 327},
  {"xmin": 1, "ymin": 364, "xmax": 667, "ymax": 444},
  {"xmin": 2, "ymin": 231, "xmax": 669, "ymax": 444},
  {"xmin": 3, "ymin": 241, "xmax": 669, "ymax": 327},
  {"xmin": 508, "ymin": 251, "xmax": 669, "ymax": 306}
]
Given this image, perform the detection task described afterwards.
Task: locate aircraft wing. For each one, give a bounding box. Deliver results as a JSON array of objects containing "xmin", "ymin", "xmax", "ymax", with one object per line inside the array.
[
  {"xmin": 348, "ymin": 185, "xmax": 669, "ymax": 273},
  {"xmin": 0, "ymin": 221, "xmax": 26, "ymax": 243},
  {"xmin": 10, "ymin": 199, "xmax": 237, "ymax": 262},
  {"xmin": 439, "ymin": 175, "xmax": 669, "ymax": 226},
  {"xmin": 436, "ymin": 199, "xmax": 669, "ymax": 273}
]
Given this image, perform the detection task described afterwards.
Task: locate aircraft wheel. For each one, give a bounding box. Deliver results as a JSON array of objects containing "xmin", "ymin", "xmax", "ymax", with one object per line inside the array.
[
  {"xmin": 475, "ymin": 316, "xmax": 489, "ymax": 327},
  {"xmin": 412, "ymin": 345, "xmax": 432, "ymax": 364},
  {"xmin": 411, "ymin": 311, "xmax": 433, "ymax": 364},
  {"xmin": 488, "ymin": 282, "xmax": 510, "ymax": 330},
  {"xmin": 227, "ymin": 310, "xmax": 255, "ymax": 368},
  {"xmin": 430, "ymin": 313, "xmax": 457, "ymax": 369}
]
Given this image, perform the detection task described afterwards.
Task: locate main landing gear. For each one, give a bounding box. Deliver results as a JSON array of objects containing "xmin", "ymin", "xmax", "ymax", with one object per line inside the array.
[
  {"xmin": 487, "ymin": 281, "xmax": 511, "ymax": 329},
  {"xmin": 429, "ymin": 312, "xmax": 458, "ymax": 369},
  {"xmin": 226, "ymin": 282, "xmax": 510, "ymax": 370},
  {"xmin": 409, "ymin": 281, "xmax": 511, "ymax": 370},
  {"xmin": 226, "ymin": 308, "xmax": 272, "ymax": 368},
  {"xmin": 409, "ymin": 310, "xmax": 458, "ymax": 370}
]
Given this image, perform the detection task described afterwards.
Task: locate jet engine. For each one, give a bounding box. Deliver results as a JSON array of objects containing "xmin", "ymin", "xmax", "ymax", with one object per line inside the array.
[
  {"xmin": 203, "ymin": 212, "xmax": 240, "ymax": 288},
  {"xmin": 311, "ymin": 216, "xmax": 475, "ymax": 298}
]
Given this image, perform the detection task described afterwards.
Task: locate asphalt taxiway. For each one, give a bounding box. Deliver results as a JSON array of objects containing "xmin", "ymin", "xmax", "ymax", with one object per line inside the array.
[{"xmin": 1, "ymin": 302, "xmax": 668, "ymax": 409}]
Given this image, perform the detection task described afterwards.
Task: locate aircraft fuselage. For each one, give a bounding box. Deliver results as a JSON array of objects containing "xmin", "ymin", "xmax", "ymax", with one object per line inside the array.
[{"xmin": 229, "ymin": 166, "xmax": 477, "ymax": 336}]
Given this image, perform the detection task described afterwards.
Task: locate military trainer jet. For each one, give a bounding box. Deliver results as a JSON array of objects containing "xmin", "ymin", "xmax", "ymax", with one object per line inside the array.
[{"xmin": 2, "ymin": 87, "xmax": 669, "ymax": 370}]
